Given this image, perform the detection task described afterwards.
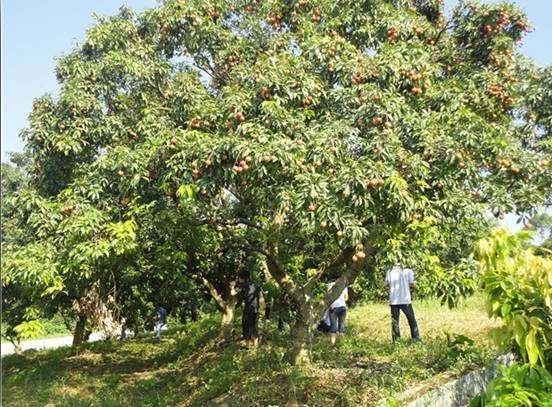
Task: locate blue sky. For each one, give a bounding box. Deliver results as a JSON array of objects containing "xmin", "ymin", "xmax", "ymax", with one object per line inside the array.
[{"xmin": 1, "ymin": 0, "xmax": 551, "ymax": 231}]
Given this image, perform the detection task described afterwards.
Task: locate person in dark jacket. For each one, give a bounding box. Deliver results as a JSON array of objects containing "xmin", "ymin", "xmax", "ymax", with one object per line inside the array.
[{"xmin": 236, "ymin": 269, "xmax": 261, "ymax": 347}]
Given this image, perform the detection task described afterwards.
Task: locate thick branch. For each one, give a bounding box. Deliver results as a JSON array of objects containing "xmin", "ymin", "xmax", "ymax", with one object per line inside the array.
[
  {"xmin": 301, "ymin": 246, "xmax": 356, "ymax": 293},
  {"xmin": 192, "ymin": 274, "xmax": 226, "ymax": 312}
]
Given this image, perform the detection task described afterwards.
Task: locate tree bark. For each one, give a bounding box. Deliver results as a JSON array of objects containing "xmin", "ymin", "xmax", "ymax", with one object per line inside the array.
[
  {"xmin": 290, "ymin": 302, "xmax": 315, "ymax": 366},
  {"xmin": 291, "ymin": 319, "xmax": 311, "ymax": 365},
  {"xmin": 72, "ymin": 314, "xmax": 87, "ymax": 346},
  {"xmin": 219, "ymin": 299, "xmax": 237, "ymax": 342},
  {"xmin": 8, "ymin": 337, "xmax": 22, "ymax": 355}
]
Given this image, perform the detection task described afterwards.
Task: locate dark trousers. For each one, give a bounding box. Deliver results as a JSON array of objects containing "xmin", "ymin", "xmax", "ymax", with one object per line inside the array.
[
  {"xmin": 390, "ymin": 304, "xmax": 420, "ymax": 342},
  {"xmin": 330, "ymin": 306, "xmax": 346, "ymax": 334},
  {"xmin": 242, "ymin": 310, "xmax": 258, "ymax": 340}
]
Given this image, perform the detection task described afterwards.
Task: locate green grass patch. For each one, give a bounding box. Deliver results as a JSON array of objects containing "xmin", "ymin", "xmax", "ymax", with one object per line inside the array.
[{"xmin": 2, "ymin": 295, "xmax": 499, "ymax": 406}]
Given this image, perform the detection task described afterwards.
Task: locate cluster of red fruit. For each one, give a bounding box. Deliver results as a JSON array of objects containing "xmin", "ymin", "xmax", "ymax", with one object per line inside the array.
[
  {"xmin": 160, "ymin": 23, "xmax": 170, "ymax": 34},
  {"xmin": 352, "ymin": 250, "xmax": 366, "ymax": 262},
  {"xmin": 169, "ymin": 137, "xmax": 178, "ymax": 150},
  {"xmin": 207, "ymin": 7, "xmax": 218, "ymax": 19},
  {"xmin": 366, "ymin": 178, "xmax": 385, "ymax": 188},
  {"xmin": 260, "ymin": 155, "xmax": 277, "ymax": 163},
  {"xmin": 351, "ymin": 72, "xmax": 366, "ymax": 85},
  {"xmin": 190, "ymin": 116, "xmax": 201, "ymax": 129},
  {"xmin": 232, "ymin": 156, "xmax": 253, "ymax": 174},
  {"xmin": 387, "ymin": 27, "xmax": 398, "ymax": 41},
  {"xmin": 127, "ymin": 127, "xmax": 138, "ymax": 140},
  {"xmin": 61, "ymin": 204, "xmax": 75, "ymax": 216},
  {"xmin": 266, "ymin": 14, "xmax": 282, "ymax": 29},
  {"xmin": 373, "ymin": 146, "xmax": 384, "ymax": 156},
  {"xmin": 496, "ymin": 158, "xmax": 520, "ymax": 173},
  {"xmin": 233, "ymin": 111, "xmax": 246, "ymax": 123},
  {"xmin": 303, "ymin": 95, "xmax": 314, "ymax": 108},
  {"xmin": 538, "ymin": 160, "xmax": 550, "ymax": 172},
  {"xmin": 487, "ymin": 83, "xmax": 515, "ymax": 107},
  {"xmin": 261, "ymin": 86, "xmax": 272, "ymax": 100},
  {"xmin": 226, "ymin": 55, "xmax": 238, "ymax": 69},
  {"xmin": 311, "ymin": 9, "xmax": 321, "ymax": 23}
]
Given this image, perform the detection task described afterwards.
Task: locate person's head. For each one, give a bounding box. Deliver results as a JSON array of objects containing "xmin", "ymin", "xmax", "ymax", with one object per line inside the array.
[{"xmin": 238, "ymin": 269, "xmax": 250, "ymax": 284}]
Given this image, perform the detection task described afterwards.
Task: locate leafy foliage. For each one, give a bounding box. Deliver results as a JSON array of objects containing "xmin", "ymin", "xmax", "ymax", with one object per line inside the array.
[
  {"xmin": 478, "ymin": 228, "xmax": 552, "ymax": 369},
  {"xmin": 470, "ymin": 363, "xmax": 552, "ymax": 407}
]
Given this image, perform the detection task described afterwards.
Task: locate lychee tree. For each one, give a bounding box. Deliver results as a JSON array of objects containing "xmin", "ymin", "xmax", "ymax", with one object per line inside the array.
[{"xmin": 9, "ymin": 0, "xmax": 552, "ymax": 364}]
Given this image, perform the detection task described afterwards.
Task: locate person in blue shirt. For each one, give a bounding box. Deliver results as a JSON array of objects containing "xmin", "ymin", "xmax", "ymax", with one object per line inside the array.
[{"xmin": 155, "ymin": 306, "xmax": 167, "ymax": 343}]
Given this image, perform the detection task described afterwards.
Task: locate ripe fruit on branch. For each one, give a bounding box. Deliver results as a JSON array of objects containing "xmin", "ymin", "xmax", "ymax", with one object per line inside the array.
[
  {"xmin": 191, "ymin": 117, "xmax": 201, "ymax": 129},
  {"xmin": 207, "ymin": 7, "xmax": 218, "ymax": 18},
  {"xmin": 160, "ymin": 23, "xmax": 170, "ymax": 34},
  {"xmin": 117, "ymin": 170, "xmax": 125, "ymax": 177},
  {"xmin": 192, "ymin": 169, "xmax": 201, "ymax": 179},
  {"xmin": 261, "ymin": 86, "xmax": 271, "ymax": 100},
  {"xmin": 303, "ymin": 95, "xmax": 314, "ymax": 107},
  {"xmin": 411, "ymin": 87, "xmax": 423, "ymax": 95},
  {"xmin": 387, "ymin": 27, "xmax": 398, "ymax": 40},
  {"xmin": 328, "ymin": 146, "xmax": 338, "ymax": 154},
  {"xmin": 308, "ymin": 203, "xmax": 317, "ymax": 212},
  {"xmin": 351, "ymin": 73, "xmax": 366, "ymax": 84},
  {"xmin": 483, "ymin": 24, "xmax": 493, "ymax": 35},
  {"xmin": 233, "ymin": 111, "xmax": 246, "ymax": 122},
  {"xmin": 509, "ymin": 165, "xmax": 520, "ymax": 174},
  {"xmin": 120, "ymin": 197, "xmax": 130, "ymax": 206},
  {"xmin": 61, "ymin": 205, "xmax": 75, "ymax": 215},
  {"xmin": 320, "ymin": 221, "xmax": 328, "ymax": 230},
  {"xmin": 356, "ymin": 251, "xmax": 366, "ymax": 260},
  {"xmin": 372, "ymin": 116, "xmax": 383, "ymax": 126}
]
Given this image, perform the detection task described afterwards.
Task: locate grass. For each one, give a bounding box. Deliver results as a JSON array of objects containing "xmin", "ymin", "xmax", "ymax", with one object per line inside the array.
[{"xmin": 1, "ymin": 295, "xmax": 500, "ymax": 406}]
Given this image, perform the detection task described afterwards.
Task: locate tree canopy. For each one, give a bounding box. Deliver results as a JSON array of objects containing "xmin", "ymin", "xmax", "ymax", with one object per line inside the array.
[{"xmin": 2, "ymin": 0, "xmax": 551, "ymax": 363}]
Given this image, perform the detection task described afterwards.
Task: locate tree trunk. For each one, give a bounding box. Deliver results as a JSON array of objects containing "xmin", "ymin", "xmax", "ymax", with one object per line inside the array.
[
  {"xmin": 8, "ymin": 337, "xmax": 22, "ymax": 355},
  {"xmin": 291, "ymin": 301, "xmax": 315, "ymax": 366},
  {"xmin": 219, "ymin": 300, "xmax": 236, "ymax": 342},
  {"xmin": 72, "ymin": 314, "xmax": 87, "ymax": 346},
  {"xmin": 291, "ymin": 318, "xmax": 311, "ymax": 365}
]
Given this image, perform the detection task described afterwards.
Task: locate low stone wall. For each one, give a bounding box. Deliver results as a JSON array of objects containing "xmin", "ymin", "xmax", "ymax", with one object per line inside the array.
[{"xmin": 395, "ymin": 353, "xmax": 516, "ymax": 407}]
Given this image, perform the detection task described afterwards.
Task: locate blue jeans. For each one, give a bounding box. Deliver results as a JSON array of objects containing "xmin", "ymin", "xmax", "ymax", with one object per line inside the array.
[
  {"xmin": 155, "ymin": 321, "xmax": 165, "ymax": 340},
  {"xmin": 330, "ymin": 307, "xmax": 346, "ymax": 334},
  {"xmin": 390, "ymin": 304, "xmax": 420, "ymax": 342}
]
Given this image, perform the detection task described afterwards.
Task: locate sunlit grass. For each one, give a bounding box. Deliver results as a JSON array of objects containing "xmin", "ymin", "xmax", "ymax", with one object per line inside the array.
[{"xmin": 2, "ymin": 295, "xmax": 499, "ymax": 406}]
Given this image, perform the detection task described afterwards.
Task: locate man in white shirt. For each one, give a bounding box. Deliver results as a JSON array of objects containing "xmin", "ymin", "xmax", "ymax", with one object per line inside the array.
[
  {"xmin": 328, "ymin": 281, "xmax": 348, "ymax": 345},
  {"xmin": 385, "ymin": 264, "xmax": 420, "ymax": 342}
]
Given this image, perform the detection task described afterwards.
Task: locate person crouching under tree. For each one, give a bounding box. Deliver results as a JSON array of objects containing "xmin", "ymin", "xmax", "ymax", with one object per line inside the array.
[{"xmin": 236, "ymin": 269, "xmax": 261, "ymax": 348}]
